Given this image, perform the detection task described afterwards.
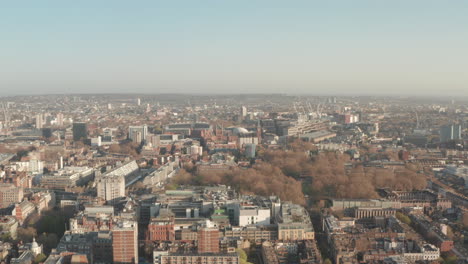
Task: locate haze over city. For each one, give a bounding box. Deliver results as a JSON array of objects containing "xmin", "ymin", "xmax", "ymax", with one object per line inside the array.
[
  {"xmin": 1, "ymin": 0, "xmax": 468, "ymax": 96},
  {"xmin": 1, "ymin": 2, "xmax": 468, "ymax": 264}
]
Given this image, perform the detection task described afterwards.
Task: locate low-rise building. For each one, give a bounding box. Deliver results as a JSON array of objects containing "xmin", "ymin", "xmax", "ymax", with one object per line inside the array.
[
  {"xmin": 222, "ymin": 226, "xmax": 277, "ymax": 242},
  {"xmin": 275, "ymin": 203, "xmax": 314, "ymax": 240},
  {"xmin": 14, "ymin": 200, "xmax": 35, "ymax": 224},
  {"xmin": 0, "ymin": 183, "xmax": 23, "ymax": 208},
  {"xmin": 300, "ymin": 130, "xmax": 337, "ymax": 143},
  {"xmin": 41, "ymin": 166, "xmax": 94, "ymax": 190},
  {"xmin": 30, "ymin": 191, "xmax": 55, "ymax": 213},
  {"xmin": 0, "ymin": 241, "xmax": 12, "ymax": 262},
  {"xmin": 158, "ymin": 252, "xmax": 239, "ymax": 264},
  {"xmin": 0, "ymin": 216, "xmax": 19, "ymax": 239},
  {"xmin": 231, "ymin": 203, "xmax": 271, "ymax": 227},
  {"xmin": 148, "ymin": 211, "xmax": 175, "ymax": 241},
  {"xmin": 261, "ymin": 240, "xmax": 322, "ymax": 264},
  {"xmin": 10, "ymin": 250, "xmax": 34, "ymax": 264}
]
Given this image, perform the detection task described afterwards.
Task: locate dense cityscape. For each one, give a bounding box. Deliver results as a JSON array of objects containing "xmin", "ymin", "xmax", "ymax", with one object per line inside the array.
[{"xmin": 0, "ymin": 94, "xmax": 467, "ymax": 264}]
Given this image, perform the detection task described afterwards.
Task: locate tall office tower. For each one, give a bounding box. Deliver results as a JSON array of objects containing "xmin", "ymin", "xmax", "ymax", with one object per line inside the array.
[
  {"xmin": 96, "ymin": 175, "xmax": 125, "ymax": 202},
  {"xmin": 146, "ymin": 104, "xmax": 151, "ymax": 113},
  {"xmin": 112, "ymin": 221, "xmax": 138, "ymax": 264},
  {"xmin": 440, "ymin": 124, "xmax": 462, "ymax": 143},
  {"xmin": 108, "ymin": 103, "xmax": 112, "ymax": 110},
  {"xmin": 197, "ymin": 228, "xmax": 220, "ymax": 253},
  {"xmin": 128, "ymin": 125, "xmax": 148, "ymax": 144},
  {"xmin": 35, "ymin": 114, "xmax": 43, "ymax": 129},
  {"xmin": 56, "ymin": 113, "xmax": 64, "ymax": 126},
  {"xmin": 72, "ymin": 122, "xmax": 88, "ymax": 141},
  {"xmin": 240, "ymin": 106, "xmax": 247, "ymax": 117},
  {"xmin": 137, "ymin": 98, "xmax": 141, "ymax": 106}
]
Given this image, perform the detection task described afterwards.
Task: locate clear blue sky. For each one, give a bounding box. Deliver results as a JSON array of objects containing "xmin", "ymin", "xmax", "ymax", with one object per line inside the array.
[{"xmin": 1, "ymin": 1, "xmax": 467, "ymax": 96}]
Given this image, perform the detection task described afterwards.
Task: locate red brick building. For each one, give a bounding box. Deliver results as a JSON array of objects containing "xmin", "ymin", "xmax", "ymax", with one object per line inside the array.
[
  {"xmin": 437, "ymin": 240, "xmax": 454, "ymax": 252},
  {"xmin": 198, "ymin": 228, "xmax": 220, "ymax": 254},
  {"xmin": 112, "ymin": 221, "xmax": 138, "ymax": 264},
  {"xmin": 14, "ymin": 200, "xmax": 35, "ymax": 224},
  {"xmin": 148, "ymin": 216, "xmax": 175, "ymax": 241}
]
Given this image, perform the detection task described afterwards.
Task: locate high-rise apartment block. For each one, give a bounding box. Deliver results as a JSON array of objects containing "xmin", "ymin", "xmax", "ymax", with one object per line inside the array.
[
  {"xmin": 112, "ymin": 221, "xmax": 138, "ymax": 264},
  {"xmin": 72, "ymin": 122, "xmax": 88, "ymax": 141},
  {"xmin": 96, "ymin": 161, "xmax": 138, "ymax": 202},
  {"xmin": 35, "ymin": 113, "xmax": 43, "ymax": 129},
  {"xmin": 440, "ymin": 124, "xmax": 462, "ymax": 143},
  {"xmin": 56, "ymin": 113, "xmax": 64, "ymax": 126},
  {"xmin": 197, "ymin": 228, "xmax": 220, "ymax": 254},
  {"xmin": 96, "ymin": 175, "xmax": 125, "ymax": 202},
  {"xmin": 128, "ymin": 125, "xmax": 148, "ymax": 144},
  {"xmin": 240, "ymin": 106, "xmax": 247, "ymax": 117}
]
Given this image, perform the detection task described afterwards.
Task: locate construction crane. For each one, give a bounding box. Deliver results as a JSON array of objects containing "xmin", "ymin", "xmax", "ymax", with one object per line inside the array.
[
  {"xmin": 306, "ymin": 101, "xmax": 313, "ymax": 113},
  {"xmin": 293, "ymin": 102, "xmax": 299, "ymax": 114},
  {"xmin": 1, "ymin": 102, "xmax": 9, "ymax": 129},
  {"xmin": 292, "ymin": 102, "xmax": 307, "ymax": 121},
  {"xmin": 299, "ymin": 102, "xmax": 307, "ymax": 116},
  {"xmin": 316, "ymin": 103, "xmax": 323, "ymax": 118},
  {"xmin": 187, "ymin": 99, "xmax": 193, "ymax": 111},
  {"xmin": 413, "ymin": 110, "xmax": 420, "ymax": 129}
]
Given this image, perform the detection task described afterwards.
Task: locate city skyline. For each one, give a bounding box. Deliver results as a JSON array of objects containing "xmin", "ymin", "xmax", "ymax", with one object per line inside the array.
[
  {"xmin": 1, "ymin": 1, "xmax": 468, "ymax": 96},
  {"xmin": 0, "ymin": 94, "xmax": 467, "ymax": 263}
]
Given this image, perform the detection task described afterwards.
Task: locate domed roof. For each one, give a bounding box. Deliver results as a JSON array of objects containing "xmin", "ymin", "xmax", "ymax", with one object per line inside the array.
[
  {"xmin": 232, "ymin": 127, "xmax": 249, "ymax": 136},
  {"xmin": 31, "ymin": 237, "xmax": 39, "ymax": 249}
]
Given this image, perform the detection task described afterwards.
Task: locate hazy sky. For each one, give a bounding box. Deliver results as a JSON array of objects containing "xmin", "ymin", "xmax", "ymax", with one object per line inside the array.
[{"xmin": 1, "ymin": 1, "xmax": 468, "ymax": 96}]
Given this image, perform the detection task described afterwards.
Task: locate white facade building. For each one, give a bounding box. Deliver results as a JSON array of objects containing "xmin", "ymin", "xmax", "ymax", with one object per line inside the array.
[
  {"xmin": 233, "ymin": 204, "xmax": 271, "ymax": 226},
  {"xmin": 11, "ymin": 159, "xmax": 44, "ymax": 175},
  {"xmin": 91, "ymin": 136, "xmax": 102, "ymax": 146},
  {"xmin": 128, "ymin": 125, "xmax": 148, "ymax": 144},
  {"xmin": 96, "ymin": 175, "xmax": 125, "ymax": 202}
]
